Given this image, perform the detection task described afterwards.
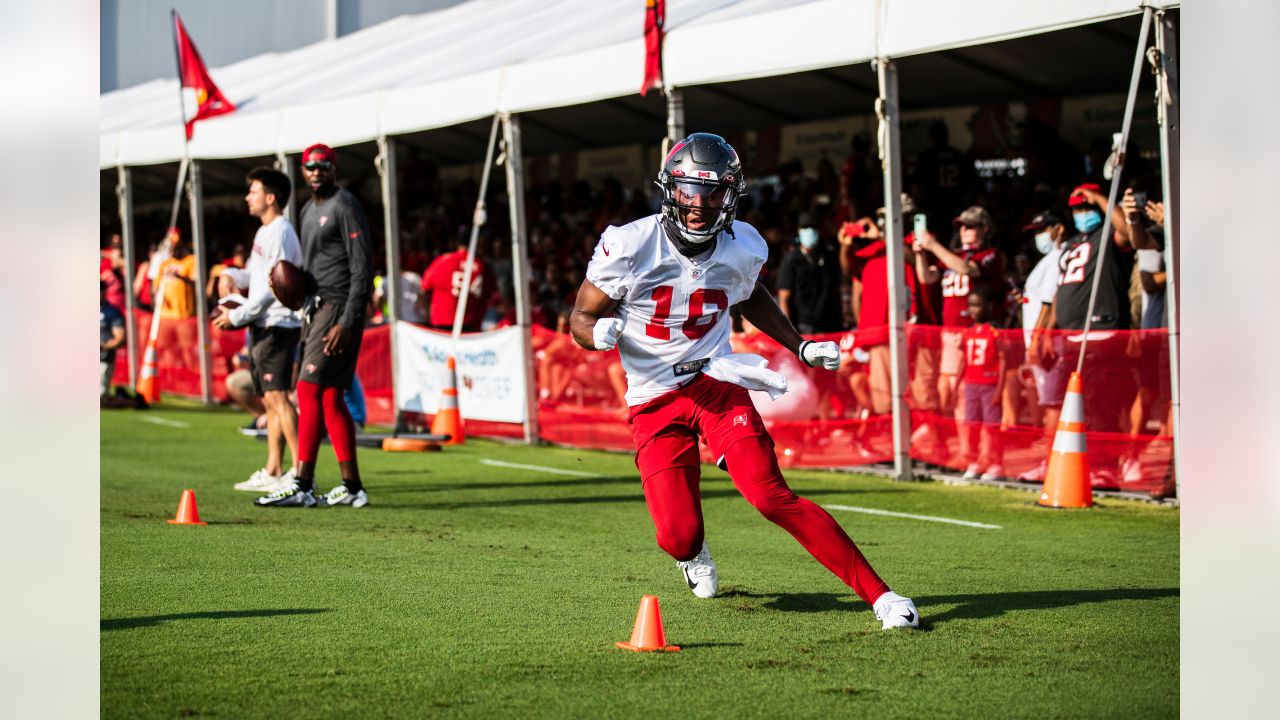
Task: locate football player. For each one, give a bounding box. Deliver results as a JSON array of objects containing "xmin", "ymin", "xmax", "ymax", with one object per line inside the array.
[{"xmin": 570, "ymin": 133, "xmax": 918, "ymax": 629}]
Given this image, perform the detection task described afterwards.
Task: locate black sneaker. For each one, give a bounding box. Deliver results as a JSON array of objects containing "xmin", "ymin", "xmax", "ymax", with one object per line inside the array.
[{"xmin": 254, "ymin": 484, "xmax": 317, "ymax": 507}]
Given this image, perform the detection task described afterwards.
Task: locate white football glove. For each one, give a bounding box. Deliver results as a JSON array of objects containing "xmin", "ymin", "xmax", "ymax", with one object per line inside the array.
[
  {"xmin": 592, "ymin": 318, "xmax": 624, "ymax": 351},
  {"xmin": 799, "ymin": 340, "xmax": 841, "ymax": 371}
]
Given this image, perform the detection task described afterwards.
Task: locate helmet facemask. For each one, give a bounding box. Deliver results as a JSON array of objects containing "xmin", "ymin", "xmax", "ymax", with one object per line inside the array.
[{"xmin": 657, "ymin": 133, "xmax": 746, "ymax": 246}]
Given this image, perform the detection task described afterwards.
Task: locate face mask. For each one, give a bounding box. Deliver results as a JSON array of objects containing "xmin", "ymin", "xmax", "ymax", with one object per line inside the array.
[
  {"xmin": 1073, "ymin": 210, "xmax": 1103, "ymax": 234},
  {"xmin": 1034, "ymin": 230, "xmax": 1054, "ymax": 255},
  {"xmin": 798, "ymin": 228, "xmax": 819, "ymax": 249}
]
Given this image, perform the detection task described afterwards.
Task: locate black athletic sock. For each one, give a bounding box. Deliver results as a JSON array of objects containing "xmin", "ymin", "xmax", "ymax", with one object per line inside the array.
[
  {"xmin": 343, "ymin": 478, "xmax": 363, "ymax": 494},
  {"xmin": 293, "ymin": 475, "xmax": 315, "ymax": 493}
]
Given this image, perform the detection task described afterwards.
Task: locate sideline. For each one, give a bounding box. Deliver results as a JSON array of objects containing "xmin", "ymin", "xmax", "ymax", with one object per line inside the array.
[
  {"xmin": 479, "ymin": 458, "xmax": 604, "ymax": 478},
  {"xmin": 139, "ymin": 416, "xmax": 191, "ymax": 429},
  {"xmin": 824, "ymin": 504, "xmax": 1002, "ymax": 530}
]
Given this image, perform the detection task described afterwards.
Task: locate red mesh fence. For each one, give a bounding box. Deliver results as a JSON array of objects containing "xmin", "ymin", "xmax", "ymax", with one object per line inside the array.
[{"xmin": 119, "ymin": 318, "xmax": 1174, "ymax": 495}]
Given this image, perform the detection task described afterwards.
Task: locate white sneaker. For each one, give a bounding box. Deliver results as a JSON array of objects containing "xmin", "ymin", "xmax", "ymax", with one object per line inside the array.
[
  {"xmin": 318, "ymin": 485, "xmax": 369, "ymax": 508},
  {"xmin": 980, "ymin": 465, "xmax": 1005, "ymax": 481},
  {"xmin": 1018, "ymin": 461, "xmax": 1047, "ymax": 482},
  {"xmin": 264, "ymin": 468, "xmax": 298, "ymax": 493},
  {"xmin": 234, "ymin": 469, "xmax": 282, "ymax": 492},
  {"xmin": 675, "ymin": 542, "xmax": 718, "ymax": 599},
  {"xmin": 961, "ymin": 463, "xmax": 981, "ymax": 480},
  {"xmin": 873, "ymin": 591, "xmax": 920, "ymax": 629}
]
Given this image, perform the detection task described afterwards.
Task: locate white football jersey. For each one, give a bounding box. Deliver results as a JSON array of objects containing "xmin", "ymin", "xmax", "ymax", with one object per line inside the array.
[{"xmin": 586, "ymin": 215, "xmax": 767, "ymax": 406}]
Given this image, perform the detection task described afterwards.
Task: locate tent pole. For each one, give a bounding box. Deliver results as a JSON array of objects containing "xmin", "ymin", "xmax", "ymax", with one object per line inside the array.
[
  {"xmin": 665, "ymin": 85, "xmax": 685, "ymax": 148},
  {"xmin": 116, "ymin": 165, "xmax": 139, "ymax": 389},
  {"xmin": 876, "ymin": 57, "xmax": 914, "ymax": 483},
  {"xmin": 503, "ymin": 113, "xmax": 540, "ymax": 445},
  {"xmin": 187, "ymin": 160, "xmax": 213, "ymax": 404},
  {"xmin": 452, "ymin": 115, "xmax": 502, "ymax": 343},
  {"xmin": 1154, "ymin": 10, "xmax": 1181, "ymax": 497},
  {"xmin": 375, "ymin": 135, "xmax": 403, "ymax": 430},
  {"xmin": 276, "ymin": 151, "xmax": 298, "ymax": 228}
]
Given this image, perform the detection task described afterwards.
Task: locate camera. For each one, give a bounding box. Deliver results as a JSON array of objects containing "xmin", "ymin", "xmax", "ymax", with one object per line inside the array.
[{"xmin": 1131, "ymin": 191, "xmax": 1148, "ymax": 210}]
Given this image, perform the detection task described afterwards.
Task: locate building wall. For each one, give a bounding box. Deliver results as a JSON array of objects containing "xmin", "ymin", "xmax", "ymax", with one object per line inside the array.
[{"xmin": 101, "ymin": 0, "xmax": 467, "ymax": 93}]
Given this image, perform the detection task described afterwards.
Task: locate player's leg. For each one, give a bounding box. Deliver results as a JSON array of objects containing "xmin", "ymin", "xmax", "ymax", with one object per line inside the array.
[
  {"xmin": 630, "ymin": 393, "xmax": 717, "ymax": 598},
  {"xmin": 257, "ymin": 315, "xmax": 330, "ymax": 507},
  {"xmin": 314, "ymin": 309, "xmax": 367, "ymax": 508}
]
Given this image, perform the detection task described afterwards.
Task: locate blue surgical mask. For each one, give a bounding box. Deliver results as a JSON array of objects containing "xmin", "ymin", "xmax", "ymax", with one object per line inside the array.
[
  {"xmin": 798, "ymin": 228, "xmax": 819, "ymax": 249},
  {"xmin": 1034, "ymin": 230, "xmax": 1054, "ymax": 255},
  {"xmin": 1073, "ymin": 210, "xmax": 1102, "ymax": 234}
]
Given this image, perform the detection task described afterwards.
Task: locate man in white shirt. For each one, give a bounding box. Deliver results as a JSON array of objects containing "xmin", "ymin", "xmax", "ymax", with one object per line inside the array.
[
  {"xmin": 214, "ymin": 167, "xmax": 304, "ymax": 493},
  {"xmin": 570, "ymin": 133, "xmax": 918, "ymax": 630},
  {"xmin": 1019, "ymin": 209, "xmax": 1068, "ymax": 482}
]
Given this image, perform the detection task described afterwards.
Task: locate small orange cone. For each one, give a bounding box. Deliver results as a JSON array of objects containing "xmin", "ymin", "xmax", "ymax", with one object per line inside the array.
[
  {"xmin": 430, "ymin": 356, "xmax": 465, "ymax": 445},
  {"xmin": 1038, "ymin": 371, "xmax": 1093, "ymax": 508},
  {"xmin": 616, "ymin": 595, "xmax": 680, "ymax": 652},
  {"xmin": 167, "ymin": 489, "xmax": 208, "ymax": 525},
  {"xmin": 135, "ymin": 335, "xmax": 162, "ymax": 405}
]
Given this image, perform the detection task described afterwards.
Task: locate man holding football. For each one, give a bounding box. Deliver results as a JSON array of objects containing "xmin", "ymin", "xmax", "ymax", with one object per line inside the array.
[
  {"xmin": 570, "ymin": 133, "xmax": 919, "ymax": 629},
  {"xmin": 213, "ymin": 167, "xmax": 304, "ymax": 495},
  {"xmin": 255, "ymin": 143, "xmax": 374, "ymax": 508}
]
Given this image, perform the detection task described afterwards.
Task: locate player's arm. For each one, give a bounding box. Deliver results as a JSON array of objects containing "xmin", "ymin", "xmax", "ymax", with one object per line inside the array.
[
  {"xmin": 330, "ymin": 201, "xmax": 374, "ymax": 353},
  {"xmin": 570, "ymin": 279, "xmax": 621, "ymax": 351},
  {"xmin": 103, "ymin": 319, "xmax": 126, "ymax": 351},
  {"xmin": 739, "ymin": 281, "xmax": 840, "ymax": 370}
]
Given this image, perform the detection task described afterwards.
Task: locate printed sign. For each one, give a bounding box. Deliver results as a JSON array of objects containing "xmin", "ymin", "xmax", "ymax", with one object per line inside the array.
[{"xmin": 394, "ymin": 322, "xmax": 527, "ymax": 423}]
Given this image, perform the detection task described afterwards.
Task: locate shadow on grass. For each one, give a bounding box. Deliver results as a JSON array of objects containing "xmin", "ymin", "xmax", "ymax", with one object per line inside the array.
[
  {"xmin": 715, "ymin": 586, "xmax": 1178, "ymax": 625},
  {"xmin": 919, "ymin": 587, "xmax": 1179, "ymax": 624},
  {"xmin": 102, "ymin": 608, "xmax": 329, "ymax": 632},
  {"xmin": 391, "ymin": 487, "xmax": 880, "ymax": 511}
]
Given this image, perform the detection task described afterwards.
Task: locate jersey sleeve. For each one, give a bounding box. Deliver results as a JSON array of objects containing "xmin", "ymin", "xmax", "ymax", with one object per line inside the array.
[
  {"xmin": 336, "ymin": 195, "xmax": 374, "ymax": 329},
  {"xmin": 729, "ymin": 221, "xmax": 769, "ymax": 304},
  {"xmin": 585, "ymin": 226, "xmax": 632, "ymax": 300}
]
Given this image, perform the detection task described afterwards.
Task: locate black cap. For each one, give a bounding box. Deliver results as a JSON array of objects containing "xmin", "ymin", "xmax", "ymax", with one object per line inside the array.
[
  {"xmin": 797, "ymin": 211, "xmax": 816, "ymax": 228},
  {"xmin": 1022, "ymin": 209, "xmax": 1065, "ymax": 232}
]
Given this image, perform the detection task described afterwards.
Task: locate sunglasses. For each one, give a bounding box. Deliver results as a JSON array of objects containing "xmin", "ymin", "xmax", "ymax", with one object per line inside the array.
[{"xmin": 303, "ymin": 161, "xmax": 334, "ymax": 171}]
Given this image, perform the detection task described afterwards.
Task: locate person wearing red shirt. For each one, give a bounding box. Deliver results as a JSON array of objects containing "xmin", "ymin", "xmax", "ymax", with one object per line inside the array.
[
  {"xmin": 420, "ymin": 241, "xmax": 495, "ymax": 333},
  {"xmin": 912, "ymin": 205, "xmax": 1005, "ymax": 463},
  {"xmin": 838, "ymin": 202, "xmax": 918, "ymax": 416},
  {"xmin": 957, "ymin": 285, "xmax": 1007, "ymax": 480}
]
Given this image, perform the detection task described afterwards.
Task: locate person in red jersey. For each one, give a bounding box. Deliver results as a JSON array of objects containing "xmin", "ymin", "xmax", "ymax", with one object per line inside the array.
[
  {"xmin": 571, "ymin": 133, "xmax": 918, "ymax": 630},
  {"xmin": 957, "ymin": 285, "xmax": 1008, "ymax": 480},
  {"xmin": 912, "ymin": 205, "xmax": 1006, "ymax": 463},
  {"xmin": 420, "ymin": 235, "xmax": 495, "ymax": 333}
]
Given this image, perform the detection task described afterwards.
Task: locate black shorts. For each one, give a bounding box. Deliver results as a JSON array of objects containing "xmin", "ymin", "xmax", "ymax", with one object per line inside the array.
[
  {"xmin": 299, "ymin": 300, "xmax": 365, "ymax": 389},
  {"xmin": 249, "ymin": 325, "xmax": 301, "ymax": 395}
]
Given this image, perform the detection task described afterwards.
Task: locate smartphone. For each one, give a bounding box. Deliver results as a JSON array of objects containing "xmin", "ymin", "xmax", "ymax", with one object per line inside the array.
[
  {"xmin": 1131, "ymin": 191, "xmax": 1148, "ymax": 209},
  {"xmin": 912, "ymin": 213, "xmax": 928, "ymax": 241}
]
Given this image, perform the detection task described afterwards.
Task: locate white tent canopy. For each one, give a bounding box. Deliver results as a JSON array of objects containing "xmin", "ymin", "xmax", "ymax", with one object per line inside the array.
[{"xmin": 99, "ymin": 0, "xmax": 1176, "ymax": 168}]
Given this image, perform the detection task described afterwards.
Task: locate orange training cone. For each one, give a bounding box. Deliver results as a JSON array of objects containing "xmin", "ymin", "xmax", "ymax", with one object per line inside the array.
[
  {"xmin": 167, "ymin": 489, "xmax": 208, "ymax": 525},
  {"xmin": 616, "ymin": 595, "xmax": 680, "ymax": 652},
  {"xmin": 1038, "ymin": 371, "xmax": 1093, "ymax": 508},
  {"xmin": 430, "ymin": 356, "xmax": 465, "ymax": 446},
  {"xmin": 135, "ymin": 335, "xmax": 162, "ymax": 405}
]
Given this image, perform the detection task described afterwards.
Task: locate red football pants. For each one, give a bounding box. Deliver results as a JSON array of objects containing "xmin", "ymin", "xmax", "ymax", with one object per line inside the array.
[{"xmin": 628, "ymin": 374, "xmax": 891, "ymax": 605}]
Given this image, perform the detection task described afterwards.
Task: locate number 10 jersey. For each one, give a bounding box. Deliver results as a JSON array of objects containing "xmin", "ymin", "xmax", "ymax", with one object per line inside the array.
[{"xmin": 586, "ymin": 215, "xmax": 768, "ymax": 406}]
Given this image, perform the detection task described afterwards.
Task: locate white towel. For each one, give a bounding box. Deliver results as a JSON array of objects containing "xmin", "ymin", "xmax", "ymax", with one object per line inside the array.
[{"xmin": 704, "ymin": 353, "xmax": 788, "ymax": 400}]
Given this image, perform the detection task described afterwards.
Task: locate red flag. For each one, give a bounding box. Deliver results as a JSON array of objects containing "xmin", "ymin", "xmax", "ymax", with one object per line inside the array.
[
  {"xmin": 640, "ymin": 0, "xmax": 665, "ymax": 96},
  {"xmin": 172, "ymin": 11, "xmax": 235, "ymax": 139}
]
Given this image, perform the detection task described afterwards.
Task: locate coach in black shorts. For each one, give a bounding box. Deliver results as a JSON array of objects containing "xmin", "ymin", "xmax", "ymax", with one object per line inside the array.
[
  {"xmin": 256, "ymin": 143, "xmax": 373, "ymax": 508},
  {"xmin": 215, "ymin": 167, "xmax": 304, "ymax": 494}
]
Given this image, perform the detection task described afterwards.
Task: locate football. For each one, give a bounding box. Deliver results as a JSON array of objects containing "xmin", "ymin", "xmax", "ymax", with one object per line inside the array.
[{"xmin": 269, "ymin": 260, "xmax": 307, "ymax": 311}]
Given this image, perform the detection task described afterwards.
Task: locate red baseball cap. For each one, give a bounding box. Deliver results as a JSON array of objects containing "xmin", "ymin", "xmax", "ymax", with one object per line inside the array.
[
  {"xmin": 1068, "ymin": 183, "xmax": 1102, "ymax": 207},
  {"xmin": 302, "ymin": 143, "xmax": 337, "ymax": 164}
]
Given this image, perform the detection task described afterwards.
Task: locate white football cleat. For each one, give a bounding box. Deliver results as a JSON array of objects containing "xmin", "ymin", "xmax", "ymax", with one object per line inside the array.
[
  {"xmin": 873, "ymin": 591, "xmax": 920, "ymax": 630},
  {"xmin": 675, "ymin": 542, "xmax": 718, "ymax": 599}
]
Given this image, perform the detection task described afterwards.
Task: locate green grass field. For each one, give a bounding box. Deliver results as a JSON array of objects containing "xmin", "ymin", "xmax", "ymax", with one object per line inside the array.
[{"xmin": 102, "ymin": 404, "xmax": 1178, "ymax": 719}]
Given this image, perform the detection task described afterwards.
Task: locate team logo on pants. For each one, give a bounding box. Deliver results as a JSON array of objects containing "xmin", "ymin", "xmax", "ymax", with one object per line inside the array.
[{"xmin": 733, "ymin": 414, "xmax": 748, "ymax": 427}]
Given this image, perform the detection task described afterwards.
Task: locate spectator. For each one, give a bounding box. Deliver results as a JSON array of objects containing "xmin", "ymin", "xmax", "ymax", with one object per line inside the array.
[
  {"xmin": 839, "ymin": 132, "xmax": 877, "ymax": 223},
  {"xmin": 1033, "ymin": 183, "xmax": 1135, "ymax": 485},
  {"xmin": 155, "ymin": 231, "xmax": 199, "ymax": 372},
  {"xmin": 207, "ymin": 243, "xmax": 248, "ymax": 302},
  {"xmin": 776, "ymin": 212, "xmax": 843, "ymax": 334},
  {"xmin": 421, "ymin": 238, "xmax": 494, "ymax": 333},
  {"xmin": 1016, "ymin": 209, "xmax": 1070, "ymax": 482},
  {"xmin": 839, "ymin": 197, "xmax": 919, "ymax": 417},
  {"xmin": 1121, "ymin": 188, "xmax": 1170, "ymax": 483},
  {"xmin": 100, "ymin": 233, "xmax": 126, "ymax": 313},
  {"xmin": 100, "ymin": 282, "xmax": 126, "ymax": 398},
  {"xmin": 912, "ymin": 205, "xmax": 1006, "ymax": 463},
  {"xmin": 957, "ymin": 285, "xmax": 1008, "ymax": 480},
  {"xmin": 911, "ymin": 121, "xmax": 978, "ymax": 236}
]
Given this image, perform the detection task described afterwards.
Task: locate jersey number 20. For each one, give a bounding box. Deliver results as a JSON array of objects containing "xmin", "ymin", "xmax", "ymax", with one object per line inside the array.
[{"xmin": 645, "ymin": 286, "xmax": 728, "ymax": 341}]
